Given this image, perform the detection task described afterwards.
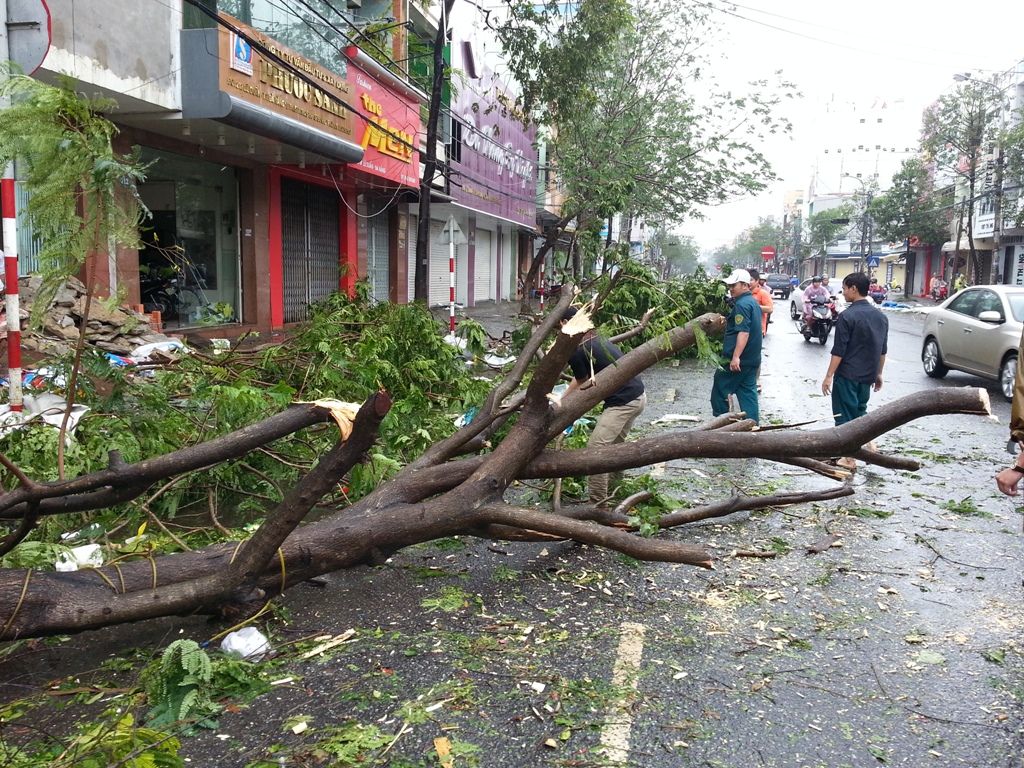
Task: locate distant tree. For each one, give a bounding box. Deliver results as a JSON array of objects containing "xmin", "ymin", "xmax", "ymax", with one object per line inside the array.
[
  {"xmin": 494, "ymin": 0, "xmax": 792, "ymax": 307},
  {"xmin": 999, "ymin": 110, "xmax": 1024, "ymax": 229},
  {"xmin": 921, "ymin": 82, "xmax": 1002, "ymax": 282},
  {"xmin": 868, "ymin": 158, "xmax": 951, "ymax": 250},
  {"xmin": 650, "ymin": 230, "xmax": 700, "ymax": 278},
  {"xmin": 801, "ymin": 205, "xmax": 855, "ymax": 274},
  {"xmin": 736, "ymin": 217, "xmax": 785, "ymax": 268}
]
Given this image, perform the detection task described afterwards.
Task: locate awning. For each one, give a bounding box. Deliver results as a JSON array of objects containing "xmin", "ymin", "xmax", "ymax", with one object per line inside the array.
[{"xmin": 941, "ymin": 236, "xmax": 992, "ymax": 252}]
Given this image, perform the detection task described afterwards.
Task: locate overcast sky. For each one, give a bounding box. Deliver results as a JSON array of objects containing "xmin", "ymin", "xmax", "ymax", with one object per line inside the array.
[{"xmin": 681, "ymin": 0, "xmax": 1024, "ymax": 253}]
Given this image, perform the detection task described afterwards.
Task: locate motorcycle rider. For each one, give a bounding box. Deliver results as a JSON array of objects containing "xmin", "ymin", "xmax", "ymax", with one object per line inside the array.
[{"xmin": 802, "ymin": 276, "xmax": 831, "ymax": 326}]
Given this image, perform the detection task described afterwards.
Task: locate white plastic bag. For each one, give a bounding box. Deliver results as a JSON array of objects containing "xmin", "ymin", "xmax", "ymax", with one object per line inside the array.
[
  {"xmin": 55, "ymin": 543, "xmax": 104, "ymax": 572},
  {"xmin": 131, "ymin": 339, "xmax": 186, "ymax": 362},
  {"xmin": 221, "ymin": 626, "xmax": 272, "ymax": 661}
]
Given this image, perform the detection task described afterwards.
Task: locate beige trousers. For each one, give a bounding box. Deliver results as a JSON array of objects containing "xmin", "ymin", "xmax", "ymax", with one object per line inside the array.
[{"xmin": 587, "ymin": 392, "xmax": 647, "ymax": 504}]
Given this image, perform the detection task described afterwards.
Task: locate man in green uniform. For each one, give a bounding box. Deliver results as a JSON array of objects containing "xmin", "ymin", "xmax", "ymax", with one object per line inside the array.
[{"xmin": 710, "ymin": 269, "xmax": 762, "ymax": 424}]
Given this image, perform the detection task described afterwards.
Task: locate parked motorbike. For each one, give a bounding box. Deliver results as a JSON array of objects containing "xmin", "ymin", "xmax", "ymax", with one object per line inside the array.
[
  {"xmin": 801, "ymin": 294, "xmax": 837, "ymax": 345},
  {"xmin": 140, "ymin": 271, "xmax": 178, "ymax": 318}
]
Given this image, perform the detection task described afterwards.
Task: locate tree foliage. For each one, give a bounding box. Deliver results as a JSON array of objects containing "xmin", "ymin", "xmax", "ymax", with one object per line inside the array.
[
  {"xmin": 920, "ymin": 82, "xmax": 1003, "ymax": 280},
  {"xmin": 0, "ymin": 71, "xmax": 145, "ymax": 318},
  {"xmin": 494, "ymin": 0, "xmax": 793, "ymax": 292},
  {"xmin": 649, "ymin": 229, "xmax": 701, "ymax": 278},
  {"xmin": 803, "ymin": 205, "xmax": 855, "ymax": 256},
  {"xmin": 868, "ymin": 158, "xmax": 950, "ymax": 248}
]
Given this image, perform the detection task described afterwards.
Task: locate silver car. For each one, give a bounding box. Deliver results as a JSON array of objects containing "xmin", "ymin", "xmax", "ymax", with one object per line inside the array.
[{"xmin": 921, "ymin": 285, "xmax": 1024, "ymax": 400}]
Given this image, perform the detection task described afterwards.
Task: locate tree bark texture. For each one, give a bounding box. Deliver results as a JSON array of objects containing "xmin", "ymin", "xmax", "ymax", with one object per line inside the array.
[{"xmin": 0, "ymin": 301, "xmax": 993, "ymax": 640}]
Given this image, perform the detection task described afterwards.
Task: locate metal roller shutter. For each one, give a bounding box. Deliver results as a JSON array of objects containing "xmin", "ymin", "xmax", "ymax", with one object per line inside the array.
[
  {"xmin": 407, "ymin": 215, "xmax": 417, "ymax": 301},
  {"xmin": 429, "ymin": 219, "xmax": 451, "ymax": 307},
  {"xmin": 281, "ymin": 178, "xmax": 340, "ymax": 323},
  {"xmin": 366, "ymin": 200, "xmax": 390, "ymax": 303},
  {"xmin": 474, "ymin": 229, "xmax": 493, "ymax": 302}
]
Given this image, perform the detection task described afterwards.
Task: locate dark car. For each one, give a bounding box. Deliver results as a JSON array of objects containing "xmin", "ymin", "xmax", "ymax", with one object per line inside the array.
[{"xmin": 764, "ymin": 273, "xmax": 793, "ymax": 299}]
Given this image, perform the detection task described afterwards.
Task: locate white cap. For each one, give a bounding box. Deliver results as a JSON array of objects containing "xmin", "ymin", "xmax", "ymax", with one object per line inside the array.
[{"xmin": 722, "ymin": 268, "xmax": 752, "ymax": 285}]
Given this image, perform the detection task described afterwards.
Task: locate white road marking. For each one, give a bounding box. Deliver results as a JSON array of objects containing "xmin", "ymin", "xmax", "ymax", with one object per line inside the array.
[{"xmin": 599, "ymin": 621, "xmax": 645, "ymax": 763}]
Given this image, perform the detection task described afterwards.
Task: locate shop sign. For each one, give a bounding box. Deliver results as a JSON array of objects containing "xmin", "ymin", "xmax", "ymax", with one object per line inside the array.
[
  {"xmin": 218, "ymin": 14, "xmax": 356, "ymax": 144},
  {"xmin": 451, "ymin": 44, "xmax": 537, "ymax": 228},
  {"xmin": 350, "ymin": 67, "xmax": 421, "ymax": 187}
]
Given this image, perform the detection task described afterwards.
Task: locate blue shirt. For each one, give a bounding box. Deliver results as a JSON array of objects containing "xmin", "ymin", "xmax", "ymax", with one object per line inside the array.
[{"xmin": 722, "ymin": 291, "xmax": 762, "ymax": 366}]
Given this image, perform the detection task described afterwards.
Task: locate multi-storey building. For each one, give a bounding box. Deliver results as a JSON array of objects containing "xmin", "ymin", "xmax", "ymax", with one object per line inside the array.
[{"xmin": 6, "ymin": 0, "xmax": 536, "ymax": 336}]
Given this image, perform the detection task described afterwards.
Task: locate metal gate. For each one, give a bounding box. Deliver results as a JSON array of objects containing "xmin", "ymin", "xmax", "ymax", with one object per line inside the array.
[
  {"xmin": 474, "ymin": 228, "xmax": 493, "ymax": 302},
  {"xmin": 281, "ymin": 177, "xmax": 340, "ymax": 323},
  {"xmin": 366, "ymin": 200, "xmax": 390, "ymax": 303}
]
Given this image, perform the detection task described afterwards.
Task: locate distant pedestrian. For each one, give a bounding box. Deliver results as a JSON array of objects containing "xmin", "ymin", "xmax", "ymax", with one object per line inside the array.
[
  {"xmin": 748, "ymin": 269, "xmax": 774, "ymax": 336},
  {"xmin": 711, "ymin": 269, "xmax": 762, "ymax": 423},
  {"xmin": 821, "ymin": 272, "xmax": 889, "ymax": 469},
  {"xmin": 748, "ymin": 269, "xmax": 773, "ymax": 394},
  {"xmin": 558, "ymin": 307, "xmax": 647, "ymax": 506}
]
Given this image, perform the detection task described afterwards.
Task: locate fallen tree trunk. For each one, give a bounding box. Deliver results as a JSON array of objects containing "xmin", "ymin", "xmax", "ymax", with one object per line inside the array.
[{"xmin": 0, "ymin": 295, "xmax": 994, "ymax": 641}]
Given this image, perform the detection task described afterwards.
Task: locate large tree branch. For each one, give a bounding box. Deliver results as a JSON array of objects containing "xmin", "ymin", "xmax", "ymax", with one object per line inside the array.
[
  {"xmin": 526, "ymin": 388, "xmax": 990, "ymax": 479},
  {"xmin": 0, "ymin": 403, "xmax": 338, "ymax": 520},
  {"xmin": 475, "ymin": 504, "xmax": 713, "ymax": 568}
]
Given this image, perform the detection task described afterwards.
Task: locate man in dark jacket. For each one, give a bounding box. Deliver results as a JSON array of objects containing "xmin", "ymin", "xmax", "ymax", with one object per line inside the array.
[
  {"xmin": 821, "ymin": 272, "xmax": 888, "ymax": 468},
  {"xmin": 559, "ymin": 307, "xmax": 647, "ymax": 506}
]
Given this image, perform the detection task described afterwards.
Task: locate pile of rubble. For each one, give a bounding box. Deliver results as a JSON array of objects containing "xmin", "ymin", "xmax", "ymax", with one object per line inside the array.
[{"xmin": 10, "ymin": 276, "xmax": 176, "ymax": 357}]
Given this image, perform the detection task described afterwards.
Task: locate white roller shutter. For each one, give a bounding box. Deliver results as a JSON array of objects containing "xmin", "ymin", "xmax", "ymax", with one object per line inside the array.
[
  {"xmin": 407, "ymin": 215, "xmax": 417, "ymax": 302},
  {"xmin": 429, "ymin": 219, "xmax": 451, "ymax": 307},
  {"xmin": 475, "ymin": 229, "xmax": 494, "ymax": 302}
]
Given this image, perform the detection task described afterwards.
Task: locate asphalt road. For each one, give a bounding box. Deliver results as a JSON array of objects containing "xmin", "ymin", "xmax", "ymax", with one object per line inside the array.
[
  {"xmin": 183, "ymin": 303, "xmax": 1024, "ymax": 767},
  {"xmin": 3, "ymin": 303, "xmax": 1022, "ymax": 768}
]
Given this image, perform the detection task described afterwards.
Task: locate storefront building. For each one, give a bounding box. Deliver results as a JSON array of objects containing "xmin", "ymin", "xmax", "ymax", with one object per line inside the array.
[
  {"xmin": 15, "ymin": 1, "xmax": 424, "ymax": 336},
  {"xmin": 411, "ymin": 39, "xmax": 537, "ymax": 308}
]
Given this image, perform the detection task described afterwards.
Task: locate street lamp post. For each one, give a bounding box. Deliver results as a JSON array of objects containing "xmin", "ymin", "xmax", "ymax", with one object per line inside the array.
[{"xmin": 954, "ymin": 72, "xmax": 1006, "ymax": 285}]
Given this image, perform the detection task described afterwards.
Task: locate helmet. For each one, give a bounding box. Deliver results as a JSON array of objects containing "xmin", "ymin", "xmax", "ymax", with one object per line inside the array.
[{"xmin": 811, "ymin": 275, "xmax": 822, "ymax": 282}]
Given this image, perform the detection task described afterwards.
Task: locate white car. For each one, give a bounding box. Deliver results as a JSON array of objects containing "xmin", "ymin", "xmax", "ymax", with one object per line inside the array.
[{"xmin": 788, "ymin": 278, "xmax": 848, "ymax": 319}]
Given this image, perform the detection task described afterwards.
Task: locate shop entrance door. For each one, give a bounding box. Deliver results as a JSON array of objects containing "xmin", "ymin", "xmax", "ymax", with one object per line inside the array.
[{"xmin": 281, "ymin": 178, "xmax": 341, "ymax": 323}]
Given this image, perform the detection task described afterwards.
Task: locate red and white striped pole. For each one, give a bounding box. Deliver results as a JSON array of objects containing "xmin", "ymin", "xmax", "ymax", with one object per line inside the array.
[
  {"xmin": 2, "ymin": 172, "xmax": 21, "ymax": 412},
  {"xmin": 448, "ymin": 217, "xmax": 456, "ymax": 333},
  {"xmin": 539, "ymin": 259, "xmax": 545, "ymax": 313}
]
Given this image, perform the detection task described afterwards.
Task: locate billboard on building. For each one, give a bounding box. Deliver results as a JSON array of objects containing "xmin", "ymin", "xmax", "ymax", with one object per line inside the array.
[
  {"xmin": 347, "ymin": 55, "xmax": 422, "ymax": 188},
  {"xmin": 450, "ymin": 42, "xmax": 538, "ymax": 228}
]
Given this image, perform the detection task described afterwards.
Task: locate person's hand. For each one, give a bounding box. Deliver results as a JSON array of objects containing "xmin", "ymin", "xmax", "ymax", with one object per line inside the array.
[
  {"xmin": 546, "ymin": 392, "xmax": 562, "ymax": 408},
  {"xmin": 821, "ymin": 375, "xmax": 832, "ymax": 396},
  {"xmin": 730, "ymin": 357, "xmax": 741, "ymax": 372},
  {"xmin": 995, "ymin": 466, "xmax": 1024, "ymax": 496},
  {"xmin": 873, "ymin": 374, "xmax": 883, "ymax": 392}
]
